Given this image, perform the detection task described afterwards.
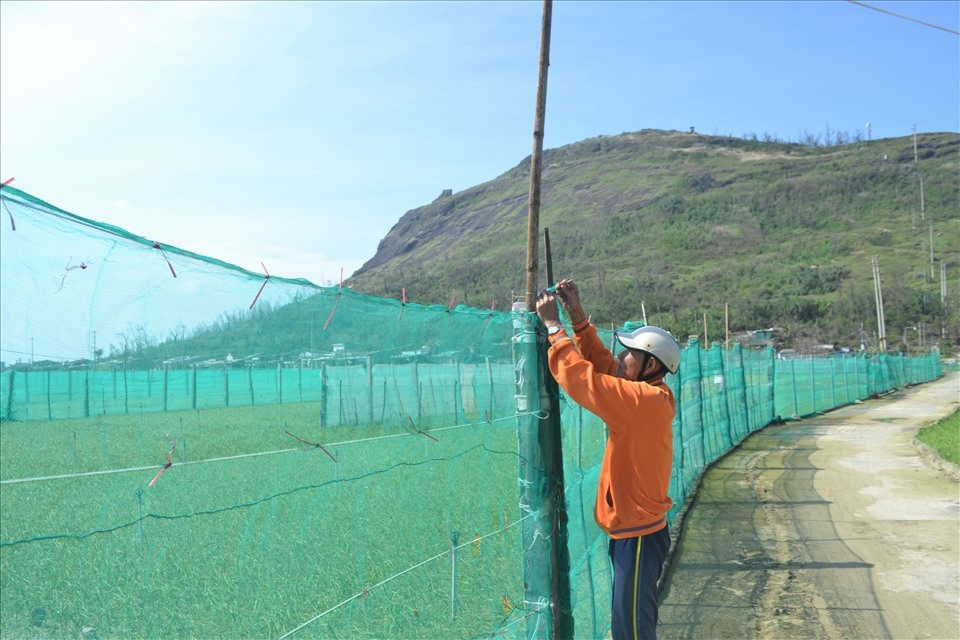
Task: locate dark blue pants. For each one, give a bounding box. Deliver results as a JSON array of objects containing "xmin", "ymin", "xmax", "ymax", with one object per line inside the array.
[{"xmin": 608, "ymin": 526, "xmax": 670, "ymax": 640}]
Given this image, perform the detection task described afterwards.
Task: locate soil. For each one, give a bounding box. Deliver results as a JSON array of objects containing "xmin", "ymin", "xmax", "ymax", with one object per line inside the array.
[{"xmin": 658, "ymin": 371, "xmax": 960, "ymax": 639}]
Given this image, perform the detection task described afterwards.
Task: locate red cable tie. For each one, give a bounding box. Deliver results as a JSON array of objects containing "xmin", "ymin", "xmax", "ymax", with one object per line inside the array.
[
  {"xmin": 322, "ymin": 267, "xmax": 344, "ymax": 331},
  {"xmin": 249, "ymin": 261, "xmax": 270, "ymax": 309},
  {"xmin": 148, "ymin": 433, "xmax": 176, "ymax": 487},
  {"xmin": 481, "ymin": 299, "xmax": 497, "ymax": 334},
  {"xmin": 284, "ymin": 429, "xmax": 337, "ymax": 462},
  {"xmin": 152, "ymin": 242, "xmax": 177, "ymax": 278},
  {"xmin": 447, "ymin": 291, "xmax": 458, "ymax": 330},
  {"xmin": 409, "ymin": 417, "xmax": 438, "ymax": 442},
  {"xmin": 1, "ymin": 177, "xmax": 14, "ymax": 186},
  {"xmin": 396, "ymin": 287, "xmax": 407, "ymax": 328}
]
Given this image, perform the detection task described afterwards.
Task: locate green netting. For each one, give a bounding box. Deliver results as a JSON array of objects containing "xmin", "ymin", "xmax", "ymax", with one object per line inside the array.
[
  {"xmin": 0, "ymin": 185, "xmax": 942, "ymax": 640},
  {"xmin": 0, "ymin": 186, "xmax": 528, "ymax": 640}
]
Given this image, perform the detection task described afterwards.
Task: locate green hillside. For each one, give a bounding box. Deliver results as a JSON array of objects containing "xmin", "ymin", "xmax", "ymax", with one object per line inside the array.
[{"xmin": 348, "ymin": 129, "xmax": 959, "ymax": 351}]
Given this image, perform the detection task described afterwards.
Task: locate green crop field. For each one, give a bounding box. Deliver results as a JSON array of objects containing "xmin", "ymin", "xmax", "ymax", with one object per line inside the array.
[{"xmin": 0, "ymin": 404, "xmax": 526, "ymax": 639}]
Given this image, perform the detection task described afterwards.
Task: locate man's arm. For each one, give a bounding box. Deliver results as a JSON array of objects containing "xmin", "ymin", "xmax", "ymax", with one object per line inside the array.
[
  {"xmin": 554, "ymin": 279, "xmax": 587, "ymax": 326},
  {"xmin": 546, "ymin": 334, "xmax": 674, "ymax": 433},
  {"xmin": 553, "ymin": 279, "xmax": 617, "ymax": 373},
  {"xmin": 571, "ymin": 321, "xmax": 617, "ymax": 376}
]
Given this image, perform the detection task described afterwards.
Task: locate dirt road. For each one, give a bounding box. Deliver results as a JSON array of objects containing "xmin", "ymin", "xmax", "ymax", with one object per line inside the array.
[{"xmin": 659, "ymin": 372, "xmax": 959, "ymax": 639}]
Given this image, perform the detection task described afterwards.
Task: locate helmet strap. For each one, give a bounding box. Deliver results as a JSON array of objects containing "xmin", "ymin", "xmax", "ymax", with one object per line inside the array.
[
  {"xmin": 635, "ymin": 352, "xmax": 666, "ymax": 383},
  {"xmin": 633, "ymin": 351, "xmax": 651, "ymax": 382}
]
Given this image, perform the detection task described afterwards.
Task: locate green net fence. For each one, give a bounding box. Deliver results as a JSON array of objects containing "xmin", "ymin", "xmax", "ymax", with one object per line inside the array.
[{"xmin": 0, "ymin": 185, "xmax": 942, "ymax": 639}]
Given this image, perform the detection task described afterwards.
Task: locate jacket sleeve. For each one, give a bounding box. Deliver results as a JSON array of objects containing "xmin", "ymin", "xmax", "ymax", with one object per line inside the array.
[
  {"xmin": 547, "ymin": 327, "xmax": 674, "ymax": 433},
  {"xmin": 571, "ymin": 320, "xmax": 617, "ymax": 376}
]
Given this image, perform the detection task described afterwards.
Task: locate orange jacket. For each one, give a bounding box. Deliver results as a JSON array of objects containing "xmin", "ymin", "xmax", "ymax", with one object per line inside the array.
[{"xmin": 547, "ymin": 320, "xmax": 675, "ymax": 538}]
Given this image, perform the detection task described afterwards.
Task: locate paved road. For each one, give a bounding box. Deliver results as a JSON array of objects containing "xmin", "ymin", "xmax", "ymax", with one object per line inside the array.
[{"xmin": 659, "ymin": 372, "xmax": 959, "ymax": 640}]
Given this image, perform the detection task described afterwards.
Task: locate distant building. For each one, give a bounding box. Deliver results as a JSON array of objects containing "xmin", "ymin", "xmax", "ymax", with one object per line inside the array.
[{"xmin": 736, "ymin": 328, "xmax": 782, "ymax": 349}]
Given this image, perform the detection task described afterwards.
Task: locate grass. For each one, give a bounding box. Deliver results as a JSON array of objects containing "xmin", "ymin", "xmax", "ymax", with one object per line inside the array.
[
  {"xmin": 0, "ymin": 403, "xmax": 526, "ymax": 639},
  {"xmin": 917, "ymin": 409, "xmax": 960, "ymax": 467}
]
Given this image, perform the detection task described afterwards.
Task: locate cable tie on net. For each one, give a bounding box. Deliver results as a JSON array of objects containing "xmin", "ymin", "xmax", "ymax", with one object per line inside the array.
[
  {"xmin": 57, "ymin": 258, "xmax": 89, "ymax": 291},
  {"xmin": 249, "ymin": 261, "xmax": 270, "ymax": 309},
  {"xmin": 322, "ymin": 267, "xmax": 344, "ymax": 331},
  {"xmin": 396, "ymin": 287, "xmax": 407, "ymax": 328},
  {"xmin": 151, "ymin": 242, "xmax": 177, "ymax": 278},
  {"xmin": 522, "ymin": 599, "xmax": 551, "ymax": 629},
  {"xmin": 526, "ymin": 529, "xmax": 551, "ymax": 553},
  {"xmin": 481, "ymin": 299, "xmax": 497, "ymax": 335},
  {"xmin": 148, "ymin": 433, "xmax": 176, "ymax": 487},
  {"xmin": 447, "ymin": 292, "xmax": 457, "ymax": 329},
  {"xmin": 284, "ymin": 429, "xmax": 337, "ymax": 462},
  {"xmin": 409, "ymin": 417, "xmax": 439, "ymax": 442}
]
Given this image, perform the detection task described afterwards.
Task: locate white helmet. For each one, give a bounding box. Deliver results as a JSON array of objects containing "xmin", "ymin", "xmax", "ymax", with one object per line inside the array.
[{"xmin": 615, "ymin": 325, "xmax": 681, "ymax": 374}]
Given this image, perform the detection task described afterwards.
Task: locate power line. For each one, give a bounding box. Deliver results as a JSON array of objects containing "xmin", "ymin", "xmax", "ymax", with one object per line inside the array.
[{"xmin": 846, "ymin": 0, "xmax": 960, "ymax": 36}]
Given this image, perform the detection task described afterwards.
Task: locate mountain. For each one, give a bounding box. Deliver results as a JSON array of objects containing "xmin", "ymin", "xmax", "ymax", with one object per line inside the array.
[{"xmin": 347, "ymin": 129, "xmax": 959, "ymax": 351}]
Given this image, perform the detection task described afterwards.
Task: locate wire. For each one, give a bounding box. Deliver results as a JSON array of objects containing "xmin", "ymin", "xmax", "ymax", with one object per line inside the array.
[
  {"xmin": 276, "ymin": 512, "xmax": 534, "ymax": 640},
  {"xmin": 846, "ymin": 0, "xmax": 960, "ymax": 35},
  {"xmin": 0, "ymin": 411, "xmax": 535, "ymax": 486},
  {"xmin": 0, "ymin": 443, "xmax": 530, "ymax": 548}
]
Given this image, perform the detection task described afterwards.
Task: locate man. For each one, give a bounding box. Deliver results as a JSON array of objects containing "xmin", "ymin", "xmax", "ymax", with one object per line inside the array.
[{"xmin": 535, "ymin": 278, "xmax": 680, "ymax": 640}]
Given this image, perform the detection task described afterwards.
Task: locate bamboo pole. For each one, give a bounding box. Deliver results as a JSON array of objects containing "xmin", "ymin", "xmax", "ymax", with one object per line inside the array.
[
  {"xmin": 518, "ymin": 2, "xmax": 572, "ymax": 638},
  {"xmin": 725, "ymin": 302, "xmax": 730, "ymax": 349},
  {"xmin": 524, "ymin": 0, "xmax": 552, "ymax": 312}
]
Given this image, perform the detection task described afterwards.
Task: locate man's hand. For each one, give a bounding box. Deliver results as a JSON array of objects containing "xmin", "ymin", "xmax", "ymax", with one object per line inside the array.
[
  {"xmin": 535, "ymin": 290, "xmax": 562, "ymax": 329},
  {"xmin": 555, "ymin": 279, "xmax": 587, "ymax": 325}
]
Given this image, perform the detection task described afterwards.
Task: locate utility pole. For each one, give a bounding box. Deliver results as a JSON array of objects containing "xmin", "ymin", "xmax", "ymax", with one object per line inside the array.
[
  {"xmin": 941, "ymin": 261, "xmax": 947, "ymax": 343},
  {"xmin": 913, "ymin": 124, "xmax": 918, "ymax": 163},
  {"xmin": 929, "ymin": 222, "xmax": 935, "ymax": 280},
  {"xmin": 872, "ymin": 257, "xmax": 888, "ymax": 352},
  {"xmin": 919, "ymin": 173, "xmax": 926, "ymax": 221}
]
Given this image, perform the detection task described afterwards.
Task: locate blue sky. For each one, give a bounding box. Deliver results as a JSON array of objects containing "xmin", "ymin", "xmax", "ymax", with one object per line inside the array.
[{"xmin": 1, "ymin": 0, "xmax": 958, "ymax": 287}]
